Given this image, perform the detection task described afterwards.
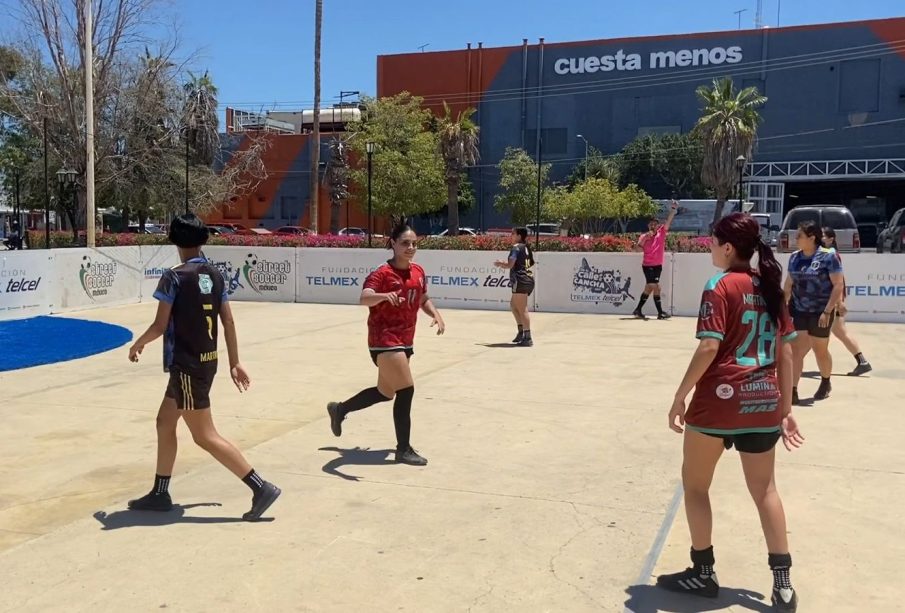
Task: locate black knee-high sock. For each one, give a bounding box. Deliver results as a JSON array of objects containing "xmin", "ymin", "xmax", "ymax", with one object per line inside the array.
[
  {"xmin": 393, "ymin": 386, "xmax": 414, "ymax": 451},
  {"xmin": 340, "ymin": 387, "xmax": 392, "ymax": 416},
  {"xmin": 653, "ymin": 295, "xmax": 664, "ymax": 315},
  {"xmin": 637, "ymin": 293, "xmax": 650, "ymax": 310}
]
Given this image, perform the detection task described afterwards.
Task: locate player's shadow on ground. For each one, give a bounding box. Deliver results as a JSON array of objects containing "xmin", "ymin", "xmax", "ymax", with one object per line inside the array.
[
  {"xmin": 93, "ymin": 503, "xmax": 258, "ymax": 530},
  {"xmin": 319, "ymin": 446, "xmax": 395, "ymax": 482},
  {"xmin": 802, "ymin": 370, "xmax": 868, "ymax": 379},
  {"xmin": 475, "ymin": 342, "xmax": 521, "ymax": 348},
  {"xmin": 624, "ymin": 584, "xmax": 772, "ymax": 612}
]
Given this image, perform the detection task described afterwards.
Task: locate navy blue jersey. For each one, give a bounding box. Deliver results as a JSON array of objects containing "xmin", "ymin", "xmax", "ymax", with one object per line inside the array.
[
  {"xmin": 788, "ymin": 248, "xmax": 842, "ymax": 314},
  {"xmin": 153, "ymin": 257, "xmax": 228, "ymax": 376},
  {"xmin": 508, "ymin": 243, "xmax": 535, "ymax": 284}
]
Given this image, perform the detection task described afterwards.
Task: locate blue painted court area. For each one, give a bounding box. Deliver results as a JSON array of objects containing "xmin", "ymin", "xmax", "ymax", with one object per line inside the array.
[{"xmin": 0, "ymin": 316, "xmax": 133, "ymax": 372}]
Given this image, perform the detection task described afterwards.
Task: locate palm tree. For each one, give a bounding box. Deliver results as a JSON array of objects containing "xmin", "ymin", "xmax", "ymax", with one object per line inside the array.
[
  {"xmin": 182, "ymin": 71, "xmax": 219, "ymax": 212},
  {"xmin": 437, "ymin": 103, "xmax": 479, "ymax": 235},
  {"xmin": 309, "ymin": 0, "xmax": 323, "ymax": 233},
  {"xmin": 693, "ymin": 77, "xmax": 766, "ymax": 227}
]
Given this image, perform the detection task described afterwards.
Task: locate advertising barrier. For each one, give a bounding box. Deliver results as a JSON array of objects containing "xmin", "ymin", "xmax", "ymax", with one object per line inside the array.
[
  {"xmin": 139, "ymin": 245, "xmax": 179, "ymax": 302},
  {"xmin": 535, "ymin": 252, "xmax": 674, "ymax": 315},
  {"xmin": 828, "ymin": 253, "xmax": 905, "ymax": 323},
  {"xmin": 203, "ymin": 246, "xmax": 296, "ymax": 303},
  {"xmin": 0, "ymin": 250, "xmax": 55, "ymax": 320},
  {"xmin": 0, "ymin": 246, "xmax": 902, "ymax": 324},
  {"xmin": 415, "ymin": 250, "xmax": 532, "ymax": 311},
  {"xmin": 295, "ymin": 249, "xmax": 383, "ymax": 304},
  {"xmin": 54, "ymin": 247, "xmax": 142, "ymax": 312}
]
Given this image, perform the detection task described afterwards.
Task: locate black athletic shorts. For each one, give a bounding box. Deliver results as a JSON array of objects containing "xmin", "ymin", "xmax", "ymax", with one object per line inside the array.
[
  {"xmin": 642, "ymin": 265, "xmax": 663, "ymax": 284},
  {"xmin": 702, "ymin": 429, "xmax": 781, "ymax": 453},
  {"xmin": 370, "ymin": 347, "xmax": 414, "ymax": 366},
  {"xmin": 165, "ymin": 369, "xmax": 214, "ymax": 410},
  {"xmin": 512, "ymin": 277, "xmax": 535, "ymax": 295},
  {"xmin": 792, "ymin": 310, "xmax": 835, "ymax": 339}
]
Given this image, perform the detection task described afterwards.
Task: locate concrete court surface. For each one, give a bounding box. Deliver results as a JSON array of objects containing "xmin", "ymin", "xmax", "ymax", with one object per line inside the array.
[{"xmin": 0, "ymin": 302, "xmax": 902, "ymax": 613}]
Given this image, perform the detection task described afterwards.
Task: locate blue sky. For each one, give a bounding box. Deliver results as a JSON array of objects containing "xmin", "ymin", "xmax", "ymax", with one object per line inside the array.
[{"xmin": 176, "ymin": 1, "xmax": 901, "ymax": 112}]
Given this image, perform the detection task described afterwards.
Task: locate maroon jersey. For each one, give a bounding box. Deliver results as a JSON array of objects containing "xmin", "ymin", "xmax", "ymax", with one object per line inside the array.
[
  {"xmin": 685, "ymin": 270, "xmax": 797, "ymax": 435},
  {"xmin": 364, "ymin": 262, "xmax": 428, "ymax": 349}
]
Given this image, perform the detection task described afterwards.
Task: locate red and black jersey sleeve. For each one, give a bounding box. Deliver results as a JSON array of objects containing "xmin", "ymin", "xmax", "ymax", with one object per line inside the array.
[{"xmin": 696, "ymin": 276, "xmax": 729, "ymax": 341}]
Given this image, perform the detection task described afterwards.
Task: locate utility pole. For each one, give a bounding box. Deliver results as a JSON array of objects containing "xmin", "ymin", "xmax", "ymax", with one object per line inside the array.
[{"xmin": 85, "ymin": 0, "xmax": 96, "ymax": 247}]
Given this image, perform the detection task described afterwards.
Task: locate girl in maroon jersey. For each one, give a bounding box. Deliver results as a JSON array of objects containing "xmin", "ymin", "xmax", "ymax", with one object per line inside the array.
[
  {"xmin": 659, "ymin": 213, "xmax": 805, "ymax": 612},
  {"xmin": 821, "ymin": 227, "xmax": 872, "ymax": 375},
  {"xmin": 326, "ymin": 223, "xmax": 445, "ymax": 466}
]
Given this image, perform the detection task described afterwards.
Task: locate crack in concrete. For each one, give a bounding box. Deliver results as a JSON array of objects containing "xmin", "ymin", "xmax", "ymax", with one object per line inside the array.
[{"xmin": 547, "ymin": 502, "xmax": 605, "ymax": 609}]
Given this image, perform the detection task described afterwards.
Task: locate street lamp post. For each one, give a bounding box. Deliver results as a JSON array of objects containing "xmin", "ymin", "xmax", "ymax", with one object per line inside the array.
[
  {"xmin": 44, "ymin": 115, "xmax": 50, "ymax": 248},
  {"xmin": 577, "ymin": 134, "xmax": 589, "ymax": 181},
  {"xmin": 366, "ymin": 142, "xmax": 375, "ymax": 247},
  {"xmin": 736, "ymin": 155, "xmax": 747, "ymax": 205}
]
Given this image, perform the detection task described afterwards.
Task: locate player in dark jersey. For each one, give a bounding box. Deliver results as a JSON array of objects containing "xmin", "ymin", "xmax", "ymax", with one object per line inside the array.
[
  {"xmin": 326, "ymin": 223, "xmax": 445, "ymax": 466},
  {"xmin": 659, "ymin": 213, "xmax": 804, "ymax": 613},
  {"xmin": 126, "ymin": 214, "xmax": 280, "ymax": 521},
  {"xmin": 821, "ymin": 227, "xmax": 872, "ymax": 376},
  {"xmin": 494, "ymin": 227, "xmax": 535, "ymax": 346},
  {"xmin": 784, "ymin": 221, "xmax": 844, "ymax": 403}
]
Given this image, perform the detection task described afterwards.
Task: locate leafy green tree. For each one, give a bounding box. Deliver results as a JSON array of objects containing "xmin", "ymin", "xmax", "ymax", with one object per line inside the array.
[
  {"xmin": 566, "ymin": 146, "xmax": 622, "ymax": 189},
  {"xmin": 619, "ymin": 132, "xmax": 709, "ymax": 199},
  {"xmin": 346, "ymin": 93, "xmax": 446, "ymax": 223},
  {"xmin": 604, "ymin": 183, "xmax": 659, "ymax": 233},
  {"xmin": 694, "ymin": 77, "xmax": 766, "ymax": 226},
  {"xmin": 495, "ymin": 147, "xmax": 550, "ymax": 225}
]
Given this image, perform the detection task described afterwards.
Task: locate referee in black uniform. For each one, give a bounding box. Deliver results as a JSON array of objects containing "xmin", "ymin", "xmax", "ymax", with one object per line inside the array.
[{"xmin": 127, "ymin": 214, "xmax": 280, "ymax": 521}]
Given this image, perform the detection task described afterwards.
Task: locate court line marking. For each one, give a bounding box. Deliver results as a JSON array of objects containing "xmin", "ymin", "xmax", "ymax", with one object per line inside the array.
[{"xmin": 624, "ymin": 480, "xmax": 684, "ymax": 613}]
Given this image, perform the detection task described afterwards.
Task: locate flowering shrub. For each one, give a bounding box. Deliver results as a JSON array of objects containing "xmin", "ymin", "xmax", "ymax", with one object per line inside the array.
[{"xmin": 27, "ymin": 230, "xmax": 710, "ymax": 252}]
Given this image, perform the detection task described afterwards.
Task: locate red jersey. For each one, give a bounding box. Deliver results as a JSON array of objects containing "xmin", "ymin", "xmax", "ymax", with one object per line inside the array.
[
  {"xmin": 685, "ymin": 270, "xmax": 797, "ymax": 435},
  {"xmin": 364, "ymin": 262, "xmax": 428, "ymax": 349}
]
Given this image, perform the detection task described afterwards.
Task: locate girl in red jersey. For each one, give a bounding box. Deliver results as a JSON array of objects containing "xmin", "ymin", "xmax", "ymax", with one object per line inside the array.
[
  {"xmin": 658, "ymin": 213, "xmax": 805, "ymax": 613},
  {"xmin": 326, "ymin": 223, "xmax": 445, "ymax": 466}
]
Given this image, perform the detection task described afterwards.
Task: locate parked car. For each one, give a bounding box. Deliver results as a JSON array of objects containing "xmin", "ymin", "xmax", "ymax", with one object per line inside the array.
[
  {"xmin": 526, "ymin": 222, "xmax": 562, "ymax": 237},
  {"xmin": 877, "ymin": 208, "xmax": 905, "ymax": 253},
  {"xmin": 750, "ymin": 213, "xmax": 779, "ymax": 247},
  {"xmin": 777, "ymin": 206, "xmax": 860, "ymax": 252},
  {"xmin": 273, "ymin": 226, "xmax": 309, "ymax": 236},
  {"xmin": 126, "ymin": 224, "xmax": 166, "ymax": 234},
  {"xmin": 435, "ymin": 227, "xmax": 477, "ymax": 236},
  {"xmin": 219, "ymin": 223, "xmax": 250, "ymax": 233},
  {"xmin": 338, "ymin": 227, "xmax": 367, "ymax": 236},
  {"xmin": 207, "ymin": 225, "xmax": 235, "ymax": 236}
]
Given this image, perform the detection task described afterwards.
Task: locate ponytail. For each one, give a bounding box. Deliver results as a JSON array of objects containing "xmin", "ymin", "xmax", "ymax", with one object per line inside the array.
[{"xmin": 756, "ymin": 239, "xmax": 784, "ymax": 326}]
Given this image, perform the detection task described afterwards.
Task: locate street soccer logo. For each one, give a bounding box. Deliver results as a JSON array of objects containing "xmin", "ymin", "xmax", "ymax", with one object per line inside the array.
[
  {"xmin": 78, "ymin": 254, "xmax": 117, "ymax": 299},
  {"xmin": 242, "ymin": 253, "xmax": 260, "ymax": 293},
  {"xmin": 571, "ymin": 258, "xmax": 635, "ymax": 306}
]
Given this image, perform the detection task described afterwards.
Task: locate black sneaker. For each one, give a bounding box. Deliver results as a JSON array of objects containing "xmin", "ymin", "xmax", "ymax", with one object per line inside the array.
[
  {"xmin": 327, "ymin": 402, "xmax": 344, "ymax": 437},
  {"xmin": 656, "ymin": 567, "xmax": 719, "ymax": 598},
  {"xmin": 517, "ymin": 337, "xmax": 534, "ymax": 347},
  {"xmin": 657, "ymin": 312, "xmax": 671, "ymax": 320},
  {"xmin": 395, "ymin": 447, "xmax": 428, "ymax": 466},
  {"xmin": 633, "ymin": 309, "xmax": 647, "ymax": 320},
  {"xmin": 512, "ymin": 331, "xmax": 524, "ymax": 344},
  {"xmin": 127, "ymin": 492, "xmax": 173, "ymax": 512},
  {"xmin": 772, "ymin": 587, "xmax": 798, "ymax": 612},
  {"xmin": 848, "ymin": 362, "xmax": 872, "ymax": 376},
  {"xmin": 814, "ymin": 379, "xmax": 832, "ymax": 401},
  {"xmin": 791, "ymin": 388, "xmax": 800, "ymax": 406},
  {"xmin": 242, "ymin": 482, "xmax": 281, "ymax": 521}
]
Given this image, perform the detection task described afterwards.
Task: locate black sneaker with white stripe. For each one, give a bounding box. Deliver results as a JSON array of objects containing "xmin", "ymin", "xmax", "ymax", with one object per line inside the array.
[
  {"xmin": 656, "ymin": 567, "xmax": 720, "ymax": 598},
  {"xmin": 772, "ymin": 587, "xmax": 798, "ymax": 612}
]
